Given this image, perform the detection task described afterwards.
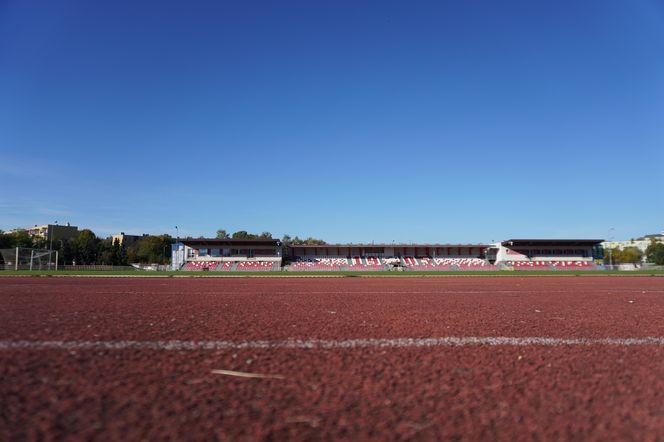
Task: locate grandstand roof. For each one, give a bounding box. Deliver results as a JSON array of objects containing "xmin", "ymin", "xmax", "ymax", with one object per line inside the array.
[
  {"xmin": 501, "ymin": 239, "xmax": 603, "ymax": 247},
  {"xmin": 181, "ymin": 239, "xmax": 281, "ymax": 247},
  {"xmin": 289, "ymin": 243, "xmax": 489, "ymax": 248}
]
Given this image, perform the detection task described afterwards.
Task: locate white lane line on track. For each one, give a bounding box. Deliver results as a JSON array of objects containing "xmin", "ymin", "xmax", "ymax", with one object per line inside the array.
[
  {"xmin": 2, "ymin": 337, "xmax": 664, "ymax": 350},
  {"xmin": 82, "ymin": 289, "xmax": 664, "ymax": 297}
]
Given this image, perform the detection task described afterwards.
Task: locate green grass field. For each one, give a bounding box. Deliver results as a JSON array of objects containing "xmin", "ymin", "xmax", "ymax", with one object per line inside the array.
[{"xmin": 2, "ymin": 269, "xmax": 664, "ymax": 277}]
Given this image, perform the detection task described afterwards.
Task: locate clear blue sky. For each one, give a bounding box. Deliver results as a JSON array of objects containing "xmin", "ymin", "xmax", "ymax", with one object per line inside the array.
[{"xmin": 1, "ymin": 0, "xmax": 663, "ymax": 243}]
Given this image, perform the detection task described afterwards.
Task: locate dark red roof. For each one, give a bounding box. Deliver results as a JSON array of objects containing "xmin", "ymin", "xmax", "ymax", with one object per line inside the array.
[
  {"xmin": 181, "ymin": 238, "xmax": 280, "ymax": 247},
  {"xmin": 289, "ymin": 243, "xmax": 489, "ymax": 248},
  {"xmin": 501, "ymin": 239, "xmax": 603, "ymax": 247}
]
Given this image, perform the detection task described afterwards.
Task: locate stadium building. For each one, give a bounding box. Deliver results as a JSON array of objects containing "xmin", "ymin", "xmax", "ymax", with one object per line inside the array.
[
  {"xmin": 170, "ymin": 237, "xmax": 605, "ymax": 272},
  {"xmin": 172, "ymin": 239, "xmax": 282, "ymax": 271},
  {"xmin": 288, "ymin": 243, "xmax": 490, "ymax": 271},
  {"xmin": 485, "ymin": 239, "xmax": 604, "ymax": 270}
]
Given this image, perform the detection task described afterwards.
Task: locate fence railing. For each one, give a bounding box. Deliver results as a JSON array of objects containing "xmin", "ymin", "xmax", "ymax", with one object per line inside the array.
[{"xmin": 1, "ymin": 264, "xmax": 137, "ymax": 271}]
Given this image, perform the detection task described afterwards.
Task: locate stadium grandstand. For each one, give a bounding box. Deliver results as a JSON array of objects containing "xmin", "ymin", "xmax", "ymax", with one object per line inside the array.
[
  {"xmin": 171, "ymin": 239, "xmax": 282, "ymax": 271},
  {"xmin": 288, "ymin": 243, "xmax": 492, "ymax": 271},
  {"xmin": 169, "ymin": 238, "xmax": 605, "ymax": 272},
  {"xmin": 485, "ymin": 239, "xmax": 604, "ymax": 270}
]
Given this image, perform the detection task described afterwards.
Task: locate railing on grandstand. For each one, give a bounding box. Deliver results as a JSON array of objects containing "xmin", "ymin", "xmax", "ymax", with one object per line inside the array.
[
  {"xmin": 288, "ymin": 256, "xmax": 501, "ymax": 272},
  {"xmin": 60, "ymin": 265, "xmax": 139, "ymax": 271},
  {"xmin": 180, "ymin": 260, "xmax": 281, "ymax": 272}
]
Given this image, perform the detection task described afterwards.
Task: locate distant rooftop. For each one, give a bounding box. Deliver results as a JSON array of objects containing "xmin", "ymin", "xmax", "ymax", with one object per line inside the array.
[{"xmin": 501, "ymin": 239, "xmax": 604, "ymax": 247}]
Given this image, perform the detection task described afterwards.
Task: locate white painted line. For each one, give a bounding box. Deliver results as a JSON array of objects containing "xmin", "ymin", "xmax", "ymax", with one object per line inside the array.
[
  {"xmin": 2, "ymin": 336, "xmax": 664, "ymax": 351},
  {"xmin": 210, "ymin": 369, "xmax": 285, "ymax": 379}
]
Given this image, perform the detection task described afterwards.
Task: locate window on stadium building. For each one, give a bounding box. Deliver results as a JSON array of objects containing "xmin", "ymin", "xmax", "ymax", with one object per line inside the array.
[{"xmin": 363, "ymin": 247, "xmax": 384, "ymax": 255}]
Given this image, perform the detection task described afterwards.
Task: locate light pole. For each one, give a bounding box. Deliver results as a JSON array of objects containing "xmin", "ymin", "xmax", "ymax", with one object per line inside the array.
[
  {"xmin": 58, "ymin": 240, "xmax": 64, "ymax": 269},
  {"xmin": 607, "ymin": 227, "xmax": 615, "ymax": 268},
  {"xmin": 49, "ymin": 221, "xmax": 57, "ymax": 269},
  {"xmin": 174, "ymin": 226, "xmax": 180, "ymax": 271}
]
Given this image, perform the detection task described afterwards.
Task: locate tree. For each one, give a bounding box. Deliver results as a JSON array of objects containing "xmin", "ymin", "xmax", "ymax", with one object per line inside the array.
[
  {"xmin": 9, "ymin": 230, "xmax": 33, "ymax": 248},
  {"xmin": 620, "ymin": 247, "xmax": 643, "ymax": 265},
  {"xmin": 216, "ymin": 229, "xmax": 230, "ymax": 239},
  {"xmin": 127, "ymin": 234, "xmax": 173, "ymax": 264},
  {"xmin": 32, "ymin": 236, "xmax": 47, "ymax": 249},
  {"xmin": 646, "ymin": 241, "xmax": 664, "ymax": 265},
  {"xmin": 73, "ymin": 229, "xmax": 100, "ymax": 264},
  {"xmin": 59, "ymin": 238, "xmax": 76, "ymax": 265},
  {"xmin": 113, "ymin": 238, "xmax": 128, "ymax": 265},
  {"xmin": 610, "ymin": 246, "xmax": 643, "ymax": 265},
  {"xmin": 96, "ymin": 237, "xmax": 128, "ymax": 266},
  {"xmin": 0, "ymin": 231, "xmax": 14, "ymax": 249},
  {"xmin": 279, "ymin": 235, "xmax": 292, "ymax": 259},
  {"xmin": 97, "ymin": 237, "xmax": 115, "ymax": 265},
  {"xmin": 231, "ymin": 230, "xmax": 253, "ymax": 239},
  {"xmin": 289, "ymin": 236, "xmax": 326, "ymax": 245},
  {"xmin": 230, "ymin": 230, "xmax": 272, "ymax": 239},
  {"xmin": 303, "ymin": 237, "xmax": 326, "ymax": 245}
]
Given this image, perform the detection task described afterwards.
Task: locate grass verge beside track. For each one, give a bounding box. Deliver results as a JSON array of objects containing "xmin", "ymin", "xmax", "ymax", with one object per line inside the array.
[{"xmin": 1, "ymin": 269, "xmax": 664, "ymax": 277}]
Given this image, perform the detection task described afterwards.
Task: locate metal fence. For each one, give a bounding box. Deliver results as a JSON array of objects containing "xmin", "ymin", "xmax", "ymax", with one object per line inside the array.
[{"xmin": 1, "ymin": 264, "xmax": 137, "ymax": 271}]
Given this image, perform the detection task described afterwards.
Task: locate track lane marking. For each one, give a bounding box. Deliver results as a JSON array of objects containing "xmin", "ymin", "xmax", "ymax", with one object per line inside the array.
[{"xmin": 2, "ymin": 336, "xmax": 664, "ymax": 350}]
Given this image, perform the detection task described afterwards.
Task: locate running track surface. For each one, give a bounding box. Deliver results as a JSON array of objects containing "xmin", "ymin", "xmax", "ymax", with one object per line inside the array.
[{"xmin": 1, "ymin": 276, "xmax": 664, "ymax": 440}]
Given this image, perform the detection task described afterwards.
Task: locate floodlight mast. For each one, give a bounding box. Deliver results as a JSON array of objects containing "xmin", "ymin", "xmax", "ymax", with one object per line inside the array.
[
  {"xmin": 56, "ymin": 239, "xmax": 64, "ymax": 271},
  {"xmin": 49, "ymin": 221, "xmax": 58, "ymax": 270},
  {"xmin": 607, "ymin": 227, "xmax": 615, "ymax": 268},
  {"xmin": 174, "ymin": 226, "xmax": 180, "ymax": 270}
]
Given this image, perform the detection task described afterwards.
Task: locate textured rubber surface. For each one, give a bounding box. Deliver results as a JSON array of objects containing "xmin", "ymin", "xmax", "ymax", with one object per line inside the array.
[{"xmin": 1, "ymin": 276, "xmax": 664, "ymax": 440}]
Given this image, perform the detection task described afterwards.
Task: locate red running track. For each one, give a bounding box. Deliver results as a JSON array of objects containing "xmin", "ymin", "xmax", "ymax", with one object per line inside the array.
[{"xmin": 1, "ymin": 276, "xmax": 664, "ymax": 440}]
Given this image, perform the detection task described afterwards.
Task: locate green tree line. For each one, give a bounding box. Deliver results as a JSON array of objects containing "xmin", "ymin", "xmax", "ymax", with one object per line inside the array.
[
  {"xmin": 605, "ymin": 246, "xmax": 643, "ymax": 265},
  {"xmin": 645, "ymin": 240, "xmax": 664, "ymax": 265},
  {"xmin": 216, "ymin": 229, "xmax": 327, "ymax": 246},
  {"xmin": 604, "ymin": 239, "xmax": 664, "ymax": 266},
  {"xmin": 0, "ymin": 230, "xmax": 173, "ymax": 265}
]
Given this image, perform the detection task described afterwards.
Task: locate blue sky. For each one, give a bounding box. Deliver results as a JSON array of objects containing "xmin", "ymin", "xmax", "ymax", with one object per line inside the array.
[{"xmin": 1, "ymin": 0, "xmax": 663, "ymax": 243}]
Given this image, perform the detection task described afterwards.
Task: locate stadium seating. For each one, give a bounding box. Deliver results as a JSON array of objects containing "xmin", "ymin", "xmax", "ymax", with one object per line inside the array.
[
  {"xmin": 235, "ymin": 261, "xmax": 274, "ymax": 271},
  {"xmin": 181, "ymin": 257, "xmax": 596, "ymax": 272},
  {"xmin": 402, "ymin": 256, "xmax": 419, "ymax": 266},
  {"xmin": 182, "ymin": 261, "xmax": 219, "ymax": 271},
  {"xmin": 383, "ymin": 257, "xmax": 401, "ymax": 266},
  {"xmin": 550, "ymin": 261, "xmax": 595, "ymax": 269},
  {"xmin": 400, "ymin": 256, "xmax": 494, "ymax": 270},
  {"xmin": 402, "ymin": 256, "xmax": 435, "ymax": 270},
  {"xmin": 365, "ymin": 257, "xmax": 381, "ymax": 266},
  {"xmin": 350, "ymin": 256, "xmax": 363, "ymax": 266},
  {"xmin": 507, "ymin": 261, "xmax": 551, "ymax": 270},
  {"xmin": 216, "ymin": 262, "xmax": 234, "ymax": 271},
  {"xmin": 427, "ymin": 257, "xmax": 492, "ymax": 270},
  {"xmin": 289, "ymin": 257, "xmax": 349, "ymax": 271},
  {"xmin": 506, "ymin": 260, "xmax": 595, "ymax": 270},
  {"xmin": 433, "ymin": 257, "xmax": 486, "ymax": 267},
  {"xmin": 347, "ymin": 256, "xmax": 385, "ymax": 271}
]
